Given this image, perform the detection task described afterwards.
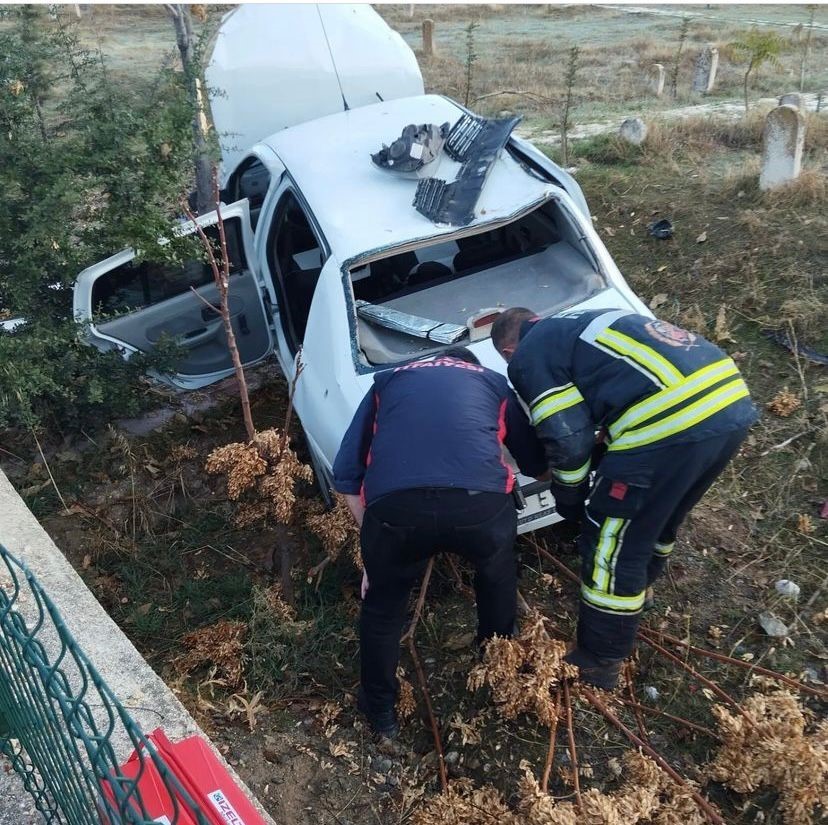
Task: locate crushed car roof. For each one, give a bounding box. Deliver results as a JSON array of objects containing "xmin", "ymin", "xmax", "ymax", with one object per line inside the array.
[{"xmin": 263, "ymin": 95, "xmax": 557, "ymax": 262}]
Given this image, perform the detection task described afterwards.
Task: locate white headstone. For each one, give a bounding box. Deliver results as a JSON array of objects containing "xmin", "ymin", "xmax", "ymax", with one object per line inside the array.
[
  {"xmin": 619, "ymin": 117, "xmax": 648, "ymax": 146},
  {"xmin": 779, "ymin": 92, "xmax": 805, "ymax": 109},
  {"xmin": 649, "ymin": 63, "xmax": 666, "ymax": 97},
  {"xmin": 692, "ymin": 46, "xmax": 719, "ymax": 94},
  {"xmin": 759, "ymin": 105, "xmax": 806, "ymax": 191}
]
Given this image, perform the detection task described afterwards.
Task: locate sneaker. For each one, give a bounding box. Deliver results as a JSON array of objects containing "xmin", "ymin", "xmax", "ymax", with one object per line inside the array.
[
  {"xmin": 357, "ymin": 689, "xmax": 400, "ymax": 740},
  {"xmin": 564, "ymin": 648, "xmax": 624, "ymax": 691}
]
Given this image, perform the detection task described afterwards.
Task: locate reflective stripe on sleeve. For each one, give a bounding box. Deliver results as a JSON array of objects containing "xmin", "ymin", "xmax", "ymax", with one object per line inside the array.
[
  {"xmin": 608, "ymin": 377, "xmax": 749, "ymax": 451},
  {"xmin": 530, "ymin": 385, "xmax": 585, "ymax": 425},
  {"xmin": 552, "ymin": 457, "xmax": 591, "ymax": 486}
]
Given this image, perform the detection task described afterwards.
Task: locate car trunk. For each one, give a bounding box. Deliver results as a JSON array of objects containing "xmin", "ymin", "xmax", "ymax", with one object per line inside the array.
[{"xmin": 350, "ymin": 195, "xmax": 607, "ymax": 366}]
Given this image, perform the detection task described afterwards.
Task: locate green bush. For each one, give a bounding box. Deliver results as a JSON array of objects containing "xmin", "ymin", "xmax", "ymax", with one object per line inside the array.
[
  {"xmin": 0, "ymin": 320, "xmax": 180, "ymax": 433},
  {"xmin": 0, "ymin": 6, "xmax": 199, "ymax": 434}
]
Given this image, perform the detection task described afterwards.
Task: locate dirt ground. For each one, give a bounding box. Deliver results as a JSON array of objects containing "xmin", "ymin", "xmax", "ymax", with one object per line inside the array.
[{"xmin": 1, "ymin": 5, "xmax": 827, "ymax": 825}]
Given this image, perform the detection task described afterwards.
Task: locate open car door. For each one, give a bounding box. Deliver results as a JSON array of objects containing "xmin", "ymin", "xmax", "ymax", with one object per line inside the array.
[{"xmin": 73, "ymin": 200, "xmax": 274, "ymax": 391}]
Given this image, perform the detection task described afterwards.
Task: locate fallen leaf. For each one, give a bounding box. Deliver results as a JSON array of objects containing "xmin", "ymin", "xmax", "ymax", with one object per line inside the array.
[
  {"xmin": 696, "ymin": 231, "xmax": 707, "ymax": 243},
  {"xmin": 656, "ymin": 265, "xmax": 668, "ymax": 272},
  {"xmin": 649, "ymin": 292, "xmax": 668, "ymax": 310},
  {"xmin": 603, "ymin": 226, "xmax": 616, "ymax": 237},
  {"xmin": 713, "ymin": 304, "xmax": 736, "ymax": 343},
  {"xmin": 82, "ymin": 554, "xmax": 92, "ymax": 569}
]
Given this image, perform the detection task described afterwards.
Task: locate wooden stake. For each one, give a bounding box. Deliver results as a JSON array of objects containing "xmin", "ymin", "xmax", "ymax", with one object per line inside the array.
[
  {"xmin": 540, "ymin": 688, "xmax": 561, "ymax": 794},
  {"xmin": 408, "ymin": 637, "xmax": 448, "ymax": 793},
  {"xmin": 562, "ymin": 679, "xmax": 581, "ymax": 809},
  {"xmin": 582, "ymin": 687, "xmax": 725, "ymax": 825},
  {"xmin": 401, "ymin": 558, "xmax": 435, "ymax": 643}
]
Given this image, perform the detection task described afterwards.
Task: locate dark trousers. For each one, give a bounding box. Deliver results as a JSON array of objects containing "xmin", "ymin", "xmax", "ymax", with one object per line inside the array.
[
  {"xmin": 359, "ymin": 488, "xmax": 517, "ymax": 714},
  {"xmin": 578, "ymin": 428, "xmax": 748, "ymax": 661}
]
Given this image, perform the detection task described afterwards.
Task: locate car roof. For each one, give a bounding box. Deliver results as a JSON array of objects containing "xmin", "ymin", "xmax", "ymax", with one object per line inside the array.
[{"xmin": 262, "ymin": 94, "xmax": 556, "ymax": 262}]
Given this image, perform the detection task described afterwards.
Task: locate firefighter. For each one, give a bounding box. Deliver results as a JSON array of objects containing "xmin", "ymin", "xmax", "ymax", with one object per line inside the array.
[
  {"xmin": 333, "ymin": 347, "xmax": 547, "ymax": 738},
  {"xmin": 491, "ymin": 307, "xmax": 757, "ymax": 690}
]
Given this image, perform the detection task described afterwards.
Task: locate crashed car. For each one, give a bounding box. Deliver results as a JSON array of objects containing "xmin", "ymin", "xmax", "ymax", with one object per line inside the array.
[{"xmin": 73, "ymin": 4, "xmax": 650, "ymax": 533}]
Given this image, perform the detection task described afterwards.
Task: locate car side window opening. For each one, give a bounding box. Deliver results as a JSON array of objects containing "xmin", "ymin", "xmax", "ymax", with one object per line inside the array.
[
  {"xmin": 350, "ymin": 199, "xmax": 606, "ymax": 367},
  {"xmin": 91, "ymin": 218, "xmax": 247, "ymax": 317},
  {"xmin": 266, "ymin": 190, "xmax": 324, "ymax": 353}
]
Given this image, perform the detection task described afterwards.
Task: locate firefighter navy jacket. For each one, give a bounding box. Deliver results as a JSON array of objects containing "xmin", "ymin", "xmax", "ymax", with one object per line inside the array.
[
  {"xmin": 507, "ymin": 309, "xmax": 758, "ymax": 506},
  {"xmin": 333, "ymin": 356, "xmax": 547, "ymax": 505}
]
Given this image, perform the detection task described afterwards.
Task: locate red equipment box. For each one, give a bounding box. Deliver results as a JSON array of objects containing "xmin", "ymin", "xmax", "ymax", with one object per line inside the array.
[{"xmin": 101, "ymin": 728, "xmax": 268, "ymax": 825}]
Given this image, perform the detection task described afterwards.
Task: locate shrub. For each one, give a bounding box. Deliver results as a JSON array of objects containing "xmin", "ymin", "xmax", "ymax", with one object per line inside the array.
[{"xmin": 0, "ymin": 6, "xmax": 198, "ymax": 433}]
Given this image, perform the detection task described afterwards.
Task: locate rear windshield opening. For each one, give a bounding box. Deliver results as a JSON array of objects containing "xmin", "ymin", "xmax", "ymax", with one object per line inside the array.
[{"xmin": 350, "ymin": 199, "xmax": 606, "ymax": 366}]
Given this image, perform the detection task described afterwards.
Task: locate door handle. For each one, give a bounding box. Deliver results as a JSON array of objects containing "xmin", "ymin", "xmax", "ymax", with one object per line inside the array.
[{"xmin": 180, "ymin": 320, "xmax": 222, "ymax": 348}]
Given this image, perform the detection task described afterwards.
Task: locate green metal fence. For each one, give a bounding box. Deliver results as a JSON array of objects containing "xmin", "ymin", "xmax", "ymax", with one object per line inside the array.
[{"xmin": 0, "ymin": 543, "xmax": 211, "ymax": 824}]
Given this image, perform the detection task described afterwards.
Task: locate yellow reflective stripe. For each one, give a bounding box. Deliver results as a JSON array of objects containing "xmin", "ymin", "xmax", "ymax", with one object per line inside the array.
[
  {"xmin": 581, "ymin": 583, "xmax": 646, "ymax": 613},
  {"xmin": 531, "ymin": 385, "xmax": 585, "ymax": 425},
  {"xmin": 552, "ymin": 457, "xmax": 591, "ymax": 485},
  {"xmin": 608, "ymin": 520, "xmax": 631, "ymax": 593},
  {"xmin": 654, "ymin": 542, "xmax": 674, "ymax": 557},
  {"xmin": 530, "ymin": 382, "xmax": 574, "ymax": 408},
  {"xmin": 609, "ymin": 378, "xmax": 749, "ymax": 451},
  {"xmin": 591, "ymin": 517, "xmax": 625, "ymax": 592},
  {"xmin": 597, "ymin": 329, "xmax": 684, "ymax": 388},
  {"xmin": 609, "ymin": 358, "xmax": 739, "ymax": 440}
]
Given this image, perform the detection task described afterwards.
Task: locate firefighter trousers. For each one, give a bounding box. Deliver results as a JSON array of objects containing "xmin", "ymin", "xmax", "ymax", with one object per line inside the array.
[
  {"xmin": 359, "ymin": 488, "xmax": 517, "ymax": 715},
  {"xmin": 577, "ymin": 427, "xmax": 749, "ymax": 661}
]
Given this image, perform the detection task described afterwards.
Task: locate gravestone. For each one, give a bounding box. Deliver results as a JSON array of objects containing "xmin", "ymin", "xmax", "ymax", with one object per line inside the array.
[
  {"xmin": 692, "ymin": 46, "xmax": 719, "ymax": 94},
  {"xmin": 649, "ymin": 63, "xmax": 666, "ymax": 97},
  {"xmin": 779, "ymin": 92, "xmax": 805, "ymax": 109},
  {"xmin": 759, "ymin": 105, "xmax": 806, "ymax": 191},
  {"xmin": 422, "ymin": 19, "xmax": 435, "ymax": 58},
  {"xmin": 619, "ymin": 117, "xmax": 648, "ymax": 146}
]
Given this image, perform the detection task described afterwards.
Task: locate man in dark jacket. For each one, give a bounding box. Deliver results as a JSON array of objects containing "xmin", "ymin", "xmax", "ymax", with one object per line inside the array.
[
  {"xmin": 491, "ymin": 307, "xmax": 757, "ymax": 690},
  {"xmin": 333, "ymin": 347, "xmax": 546, "ymax": 738}
]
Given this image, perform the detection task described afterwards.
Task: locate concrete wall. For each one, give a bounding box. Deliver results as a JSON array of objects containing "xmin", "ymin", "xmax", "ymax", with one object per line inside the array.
[{"xmin": 0, "ymin": 468, "xmax": 276, "ymax": 825}]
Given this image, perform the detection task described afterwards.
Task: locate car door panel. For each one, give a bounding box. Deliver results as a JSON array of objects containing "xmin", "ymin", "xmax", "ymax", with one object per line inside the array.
[
  {"xmin": 95, "ymin": 273, "xmax": 268, "ymax": 377},
  {"xmin": 74, "ymin": 200, "xmax": 274, "ymax": 390}
]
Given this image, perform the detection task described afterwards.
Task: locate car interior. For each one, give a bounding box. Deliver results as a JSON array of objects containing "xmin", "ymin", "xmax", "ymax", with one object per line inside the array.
[
  {"xmin": 350, "ymin": 198, "xmax": 607, "ymax": 365},
  {"xmin": 266, "ymin": 191, "xmax": 325, "ymax": 353},
  {"xmin": 91, "ymin": 219, "xmax": 272, "ymax": 376}
]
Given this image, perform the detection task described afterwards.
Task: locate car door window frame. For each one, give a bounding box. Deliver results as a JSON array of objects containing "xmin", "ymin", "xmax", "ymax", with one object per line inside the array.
[{"xmin": 264, "ymin": 185, "xmax": 329, "ymax": 356}]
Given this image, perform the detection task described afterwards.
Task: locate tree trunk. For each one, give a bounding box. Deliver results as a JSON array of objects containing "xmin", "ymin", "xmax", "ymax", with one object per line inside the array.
[{"xmin": 168, "ymin": 4, "xmax": 212, "ymax": 215}]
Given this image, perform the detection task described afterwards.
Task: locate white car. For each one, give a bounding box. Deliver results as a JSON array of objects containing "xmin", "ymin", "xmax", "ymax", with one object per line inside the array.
[{"xmin": 73, "ymin": 5, "xmax": 650, "ymax": 533}]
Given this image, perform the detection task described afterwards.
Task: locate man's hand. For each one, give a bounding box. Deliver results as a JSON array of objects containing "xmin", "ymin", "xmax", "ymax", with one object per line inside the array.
[
  {"xmin": 361, "ymin": 570, "xmax": 370, "ymax": 599},
  {"xmin": 343, "ymin": 493, "xmax": 366, "ymax": 528}
]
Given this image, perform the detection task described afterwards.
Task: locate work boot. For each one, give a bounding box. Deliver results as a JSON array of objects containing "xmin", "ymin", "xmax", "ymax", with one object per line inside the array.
[
  {"xmin": 357, "ymin": 689, "xmax": 400, "ymax": 740},
  {"xmin": 564, "ymin": 647, "xmax": 624, "ymax": 691}
]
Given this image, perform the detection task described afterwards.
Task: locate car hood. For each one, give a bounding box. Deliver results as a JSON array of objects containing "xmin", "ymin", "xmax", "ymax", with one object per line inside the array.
[{"xmin": 206, "ymin": 4, "xmax": 424, "ymax": 174}]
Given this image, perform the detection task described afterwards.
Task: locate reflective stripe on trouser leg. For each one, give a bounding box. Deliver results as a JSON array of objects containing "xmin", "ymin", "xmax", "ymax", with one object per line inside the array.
[
  {"xmin": 654, "ymin": 541, "xmax": 674, "ymax": 557},
  {"xmin": 582, "ymin": 517, "xmax": 646, "ymax": 614}
]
